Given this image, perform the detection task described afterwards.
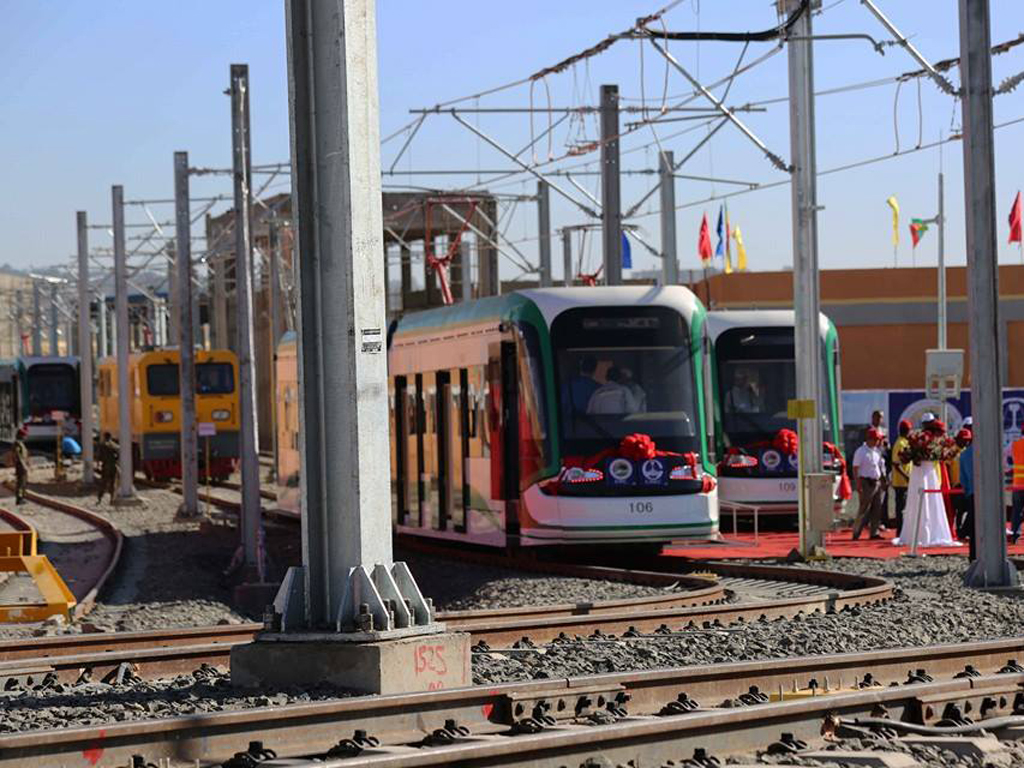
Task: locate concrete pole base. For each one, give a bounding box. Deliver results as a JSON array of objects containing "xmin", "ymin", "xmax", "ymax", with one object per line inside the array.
[
  {"xmin": 229, "ymin": 632, "xmax": 472, "ymax": 695},
  {"xmin": 963, "ymin": 557, "xmax": 1020, "ymax": 589}
]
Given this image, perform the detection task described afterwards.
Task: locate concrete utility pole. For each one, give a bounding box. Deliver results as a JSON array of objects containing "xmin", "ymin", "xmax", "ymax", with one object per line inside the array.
[
  {"xmin": 460, "ymin": 240, "xmax": 473, "ymax": 301},
  {"xmin": 14, "ymin": 291, "xmax": 23, "ymax": 355},
  {"xmin": 167, "ymin": 243, "xmax": 179, "ymax": 347},
  {"xmin": 937, "ymin": 172, "xmax": 947, "ymax": 350},
  {"xmin": 536, "ymin": 182, "xmax": 552, "ymax": 287},
  {"xmin": 76, "ymin": 212, "xmax": 94, "ymax": 484},
  {"xmin": 960, "ymin": 0, "xmax": 1016, "ymax": 588},
  {"xmin": 31, "ymin": 281, "xmax": 42, "ymax": 356},
  {"xmin": 175, "ymin": 152, "xmax": 199, "ymax": 518},
  {"xmin": 97, "ymin": 294, "xmax": 107, "ymax": 359},
  {"xmin": 600, "ymin": 84, "xmax": 622, "ymax": 285},
  {"xmin": 562, "ymin": 229, "xmax": 573, "ymax": 286},
  {"xmin": 49, "ymin": 283, "xmax": 59, "ymax": 355},
  {"xmin": 785, "ymin": 0, "xmax": 826, "ymax": 555},
  {"xmin": 233, "ymin": 0, "xmax": 455, "ymax": 695},
  {"xmin": 659, "ymin": 150, "xmax": 679, "ymax": 285},
  {"xmin": 268, "ymin": 221, "xmax": 282, "ymax": 480},
  {"xmin": 112, "ymin": 185, "xmax": 136, "ymax": 502},
  {"xmin": 230, "ymin": 63, "xmax": 263, "ymax": 580}
]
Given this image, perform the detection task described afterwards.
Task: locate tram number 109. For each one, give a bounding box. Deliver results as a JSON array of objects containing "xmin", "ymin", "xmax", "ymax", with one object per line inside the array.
[{"xmin": 628, "ymin": 501, "xmax": 655, "ymax": 515}]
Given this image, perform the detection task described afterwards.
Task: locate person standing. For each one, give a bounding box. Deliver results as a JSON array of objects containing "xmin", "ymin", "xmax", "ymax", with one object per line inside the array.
[
  {"xmin": 871, "ymin": 410, "xmax": 891, "ymax": 528},
  {"xmin": 1010, "ymin": 434, "xmax": 1024, "ymax": 544},
  {"xmin": 852, "ymin": 427, "xmax": 886, "ymax": 540},
  {"xmin": 890, "ymin": 419, "xmax": 913, "ymax": 533},
  {"xmin": 97, "ymin": 432, "xmax": 120, "ymax": 505},
  {"xmin": 958, "ymin": 439, "xmax": 976, "ymax": 560},
  {"xmin": 13, "ymin": 426, "xmax": 29, "ymax": 505}
]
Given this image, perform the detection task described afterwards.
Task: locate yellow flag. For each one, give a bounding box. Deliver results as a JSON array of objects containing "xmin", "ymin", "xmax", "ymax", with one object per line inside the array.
[
  {"xmin": 733, "ymin": 226, "xmax": 747, "ymax": 271},
  {"xmin": 887, "ymin": 196, "xmax": 900, "ymax": 246}
]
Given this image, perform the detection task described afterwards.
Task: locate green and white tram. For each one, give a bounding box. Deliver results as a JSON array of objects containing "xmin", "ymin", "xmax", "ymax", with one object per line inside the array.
[
  {"xmin": 387, "ymin": 286, "xmax": 719, "ymax": 547},
  {"xmin": 705, "ymin": 310, "xmax": 847, "ymax": 514}
]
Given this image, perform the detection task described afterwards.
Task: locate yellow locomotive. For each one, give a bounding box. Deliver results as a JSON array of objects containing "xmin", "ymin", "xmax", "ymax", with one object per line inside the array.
[{"xmin": 97, "ymin": 348, "xmax": 240, "ymax": 481}]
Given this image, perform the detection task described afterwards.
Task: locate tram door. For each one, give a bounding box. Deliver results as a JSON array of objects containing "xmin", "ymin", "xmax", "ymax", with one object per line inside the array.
[{"xmin": 499, "ymin": 342, "xmax": 520, "ymax": 542}]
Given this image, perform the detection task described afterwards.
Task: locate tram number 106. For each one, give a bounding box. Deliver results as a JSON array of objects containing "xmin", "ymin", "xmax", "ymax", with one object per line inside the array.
[{"xmin": 628, "ymin": 501, "xmax": 654, "ymax": 515}]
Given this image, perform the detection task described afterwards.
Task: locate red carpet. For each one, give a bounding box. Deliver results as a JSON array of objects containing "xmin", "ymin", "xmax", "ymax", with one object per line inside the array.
[{"xmin": 664, "ymin": 527, "xmax": 1024, "ymax": 560}]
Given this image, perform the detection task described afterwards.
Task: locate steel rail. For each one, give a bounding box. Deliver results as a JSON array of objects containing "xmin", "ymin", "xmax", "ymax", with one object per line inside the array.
[
  {"xmin": 3, "ymin": 639, "xmax": 1024, "ymax": 767},
  {"xmin": 1, "ymin": 486, "xmax": 124, "ymax": 620},
  {"xmin": 0, "ymin": 560, "xmax": 890, "ymax": 682}
]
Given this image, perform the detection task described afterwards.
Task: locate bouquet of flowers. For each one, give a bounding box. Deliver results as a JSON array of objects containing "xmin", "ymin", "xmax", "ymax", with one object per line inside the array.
[{"xmin": 899, "ymin": 428, "xmax": 965, "ymax": 465}]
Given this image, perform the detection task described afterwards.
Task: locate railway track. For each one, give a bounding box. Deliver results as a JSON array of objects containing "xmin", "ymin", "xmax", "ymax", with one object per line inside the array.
[
  {"xmin": 3, "ymin": 638, "xmax": 1024, "ymax": 767},
  {"xmin": 0, "ymin": 488, "xmax": 122, "ymax": 619},
  {"xmin": 0, "ymin": 554, "xmax": 891, "ymax": 681}
]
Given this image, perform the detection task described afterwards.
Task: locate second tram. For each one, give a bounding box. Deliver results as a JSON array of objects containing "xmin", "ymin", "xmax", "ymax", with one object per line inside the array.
[
  {"xmin": 705, "ymin": 310, "xmax": 846, "ymax": 514},
  {"xmin": 277, "ymin": 286, "xmax": 720, "ymax": 547}
]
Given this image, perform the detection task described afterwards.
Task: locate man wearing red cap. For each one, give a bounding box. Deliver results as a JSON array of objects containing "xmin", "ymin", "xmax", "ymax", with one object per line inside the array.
[
  {"xmin": 891, "ymin": 419, "xmax": 913, "ymax": 533},
  {"xmin": 13, "ymin": 426, "xmax": 29, "ymax": 505},
  {"xmin": 852, "ymin": 427, "xmax": 886, "ymax": 540}
]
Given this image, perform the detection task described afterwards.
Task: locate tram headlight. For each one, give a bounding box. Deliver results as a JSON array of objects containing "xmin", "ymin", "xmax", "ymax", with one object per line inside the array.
[
  {"xmin": 562, "ymin": 466, "xmax": 604, "ymax": 484},
  {"xmin": 669, "ymin": 465, "xmax": 695, "ymax": 481},
  {"xmin": 725, "ymin": 454, "xmax": 759, "ymax": 469},
  {"xmin": 155, "ymin": 411, "xmax": 174, "ymax": 423},
  {"xmin": 212, "ymin": 409, "xmax": 230, "ymax": 421}
]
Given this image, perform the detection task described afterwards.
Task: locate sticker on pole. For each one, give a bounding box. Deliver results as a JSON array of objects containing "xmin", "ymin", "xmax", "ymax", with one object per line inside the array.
[
  {"xmin": 361, "ymin": 327, "xmax": 383, "ymax": 354},
  {"xmin": 198, "ymin": 422, "xmax": 217, "ymax": 437}
]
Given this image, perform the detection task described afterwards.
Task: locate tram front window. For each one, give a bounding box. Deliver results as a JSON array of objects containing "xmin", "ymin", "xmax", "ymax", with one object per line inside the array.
[
  {"xmin": 553, "ymin": 306, "xmax": 699, "ymax": 457},
  {"xmin": 27, "ymin": 364, "xmax": 78, "ymax": 416},
  {"xmin": 716, "ymin": 327, "xmax": 831, "ymax": 446}
]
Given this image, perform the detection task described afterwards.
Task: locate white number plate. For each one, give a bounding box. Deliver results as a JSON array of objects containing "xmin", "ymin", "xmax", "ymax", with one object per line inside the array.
[{"xmin": 628, "ymin": 501, "xmax": 655, "ymax": 514}]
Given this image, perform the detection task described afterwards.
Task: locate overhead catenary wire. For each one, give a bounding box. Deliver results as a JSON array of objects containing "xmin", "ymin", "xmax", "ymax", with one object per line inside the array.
[{"xmin": 625, "ymin": 113, "xmax": 1024, "ymax": 218}]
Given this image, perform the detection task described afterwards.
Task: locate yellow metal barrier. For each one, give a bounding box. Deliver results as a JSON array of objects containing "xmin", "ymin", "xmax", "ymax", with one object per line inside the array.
[{"xmin": 0, "ymin": 509, "xmax": 77, "ymax": 623}]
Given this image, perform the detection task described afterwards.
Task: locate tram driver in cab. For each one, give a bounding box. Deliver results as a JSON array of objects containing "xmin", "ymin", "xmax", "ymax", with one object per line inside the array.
[
  {"xmin": 587, "ymin": 366, "xmax": 645, "ymax": 415},
  {"xmin": 726, "ymin": 366, "xmax": 763, "ymax": 414}
]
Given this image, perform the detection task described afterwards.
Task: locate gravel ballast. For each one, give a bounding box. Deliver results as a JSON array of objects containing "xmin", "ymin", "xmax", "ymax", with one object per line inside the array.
[
  {"xmin": 471, "ymin": 556, "xmax": 1024, "ymax": 685},
  {"xmin": 0, "ymin": 664, "xmax": 353, "ymax": 735}
]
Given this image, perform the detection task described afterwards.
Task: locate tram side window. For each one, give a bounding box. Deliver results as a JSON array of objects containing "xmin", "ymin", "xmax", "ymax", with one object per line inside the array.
[
  {"xmin": 421, "ymin": 372, "xmax": 439, "ymax": 527},
  {"xmin": 413, "ymin": 373, "xmax": 426, "ymax": 526},
  {"xmin": 391, "ymin": 376, "xmax": 408, "ymax": 525},
  {"xmin": 449, "ymin": 369, "xmax": 465, "ymax": 524},
  {"xmin": 516, "ymin": 323, "xmax": 550, "ymax": 485},
  {"xmin": 466, "ymin": 365, "xmax": 490, "ymax": 459},
  {"xmin": 404, "ymin": 378, "xmax": 420, "ymax": 523}
]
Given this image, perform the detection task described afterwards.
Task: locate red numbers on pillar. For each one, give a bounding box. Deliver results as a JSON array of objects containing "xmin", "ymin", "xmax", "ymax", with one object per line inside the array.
[{"xmin": 414, "ymin": 644, "xmax": 449, "ymax": 689}]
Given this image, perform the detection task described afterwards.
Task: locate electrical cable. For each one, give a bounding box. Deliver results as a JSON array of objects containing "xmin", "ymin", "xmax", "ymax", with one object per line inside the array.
[
  {"xmin": 633, "ymin": 0, "xmax": 808, "ymax": 43},
  {"xmin": 622, "ymin": 113, "xmax": 1024, "ymax": 218}
]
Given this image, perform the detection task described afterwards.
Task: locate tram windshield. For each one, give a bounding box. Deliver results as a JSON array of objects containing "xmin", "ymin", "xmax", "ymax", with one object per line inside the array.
[
  {"xmin": 26, "ymin": 363, "xmax": 78, "ymax": 416},
  {"xmin": 715, "ymin": 327, "xmax": 831, "ymax": 446},
  {"xmin": 145, "ymin": 362, "xmax": 235, "ymax": 396},
  {"xmin": 553, "ymin": 306, "xmax": 699, "ymax": 457}
]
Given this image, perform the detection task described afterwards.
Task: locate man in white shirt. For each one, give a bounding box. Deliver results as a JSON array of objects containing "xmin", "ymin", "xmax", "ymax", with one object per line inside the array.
[
  {"xmin": 587, "ymin": 367, "xmax": 641, "ymax": 415},
  {"xmin": 852, "ymin": 427, "xmax": 886, "ymax": 540}
]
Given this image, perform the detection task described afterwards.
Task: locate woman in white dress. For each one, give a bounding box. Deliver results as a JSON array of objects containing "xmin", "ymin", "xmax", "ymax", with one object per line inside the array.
[{"xmin": 893, "ymin": 414, "xmax": 960, "ymax": 548}]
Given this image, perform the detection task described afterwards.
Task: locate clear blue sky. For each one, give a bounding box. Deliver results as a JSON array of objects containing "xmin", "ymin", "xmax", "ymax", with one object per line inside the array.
[{"xmin": 1, "ymin": 1, "xmax": 1022, "ymax": 280}]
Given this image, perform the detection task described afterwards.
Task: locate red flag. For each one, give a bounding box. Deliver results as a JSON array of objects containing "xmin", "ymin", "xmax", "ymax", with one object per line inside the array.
[
  {"xmin": 1010, "ymin": 191, "xmax": 1022, "ymax": 244},
  {"xmin": 698, "ymin": 214, "xmax": 713, "ymax": 264}
]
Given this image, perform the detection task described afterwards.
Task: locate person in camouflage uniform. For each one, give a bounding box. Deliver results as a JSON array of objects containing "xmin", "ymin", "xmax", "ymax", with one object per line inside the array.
[
  {"xmin": 97, "ymin": 432, "xmax": 120, "ymax": 504},
  {"xmin": 13, "ymin": 426, "xmax": 29, "ymax": 505}
]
